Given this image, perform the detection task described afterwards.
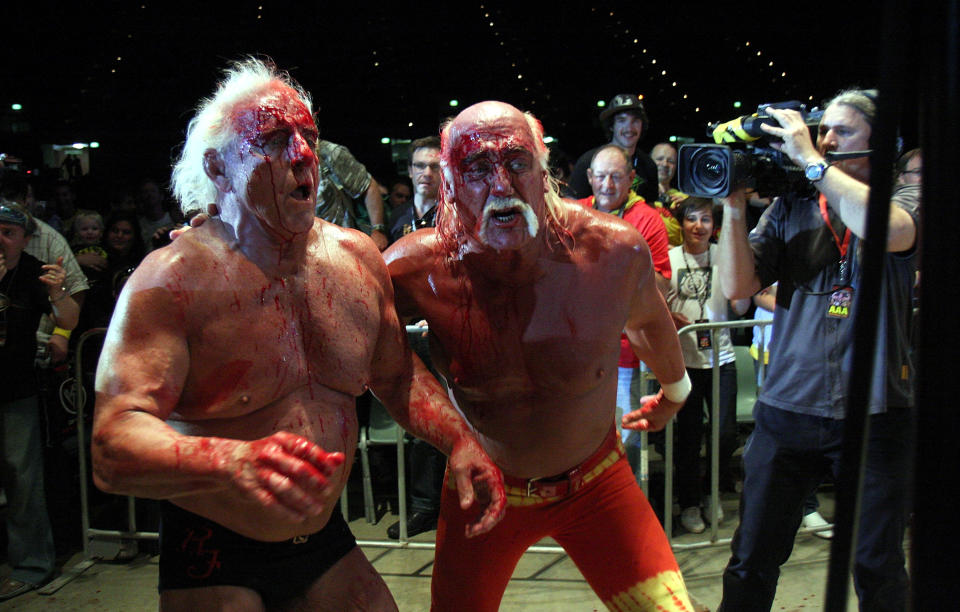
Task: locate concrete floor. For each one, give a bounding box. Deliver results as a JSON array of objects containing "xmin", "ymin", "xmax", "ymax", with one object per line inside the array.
[{"xmin": 1, "ymin": 486, "xmax": 860, "ymax": 611}]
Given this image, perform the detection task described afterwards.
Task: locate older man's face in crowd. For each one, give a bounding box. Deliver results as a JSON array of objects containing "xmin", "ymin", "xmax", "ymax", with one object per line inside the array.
[
  {"xmin": 651, "ymin": 144, "xmax": 678, "ymax": 185},
  {"xmin": 588, "ymin": 149, "xmax": 634, "ymax": 213},
  {"xmin": 448, "ymin": 102, "xmax": 546, "ymax": 252},
  {"xmin": 228, "ymin": 85, "xmax": 320, "ymax": 239}
]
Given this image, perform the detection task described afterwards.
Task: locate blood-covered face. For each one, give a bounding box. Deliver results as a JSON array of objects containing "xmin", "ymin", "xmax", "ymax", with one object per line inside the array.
[
  {"xmin": 447, "ymin": 102, "xmax": 546, "ymax": 252},
  {"xmin": 228, "ymin": 85, "xmax": 319, "ymax": 240}
]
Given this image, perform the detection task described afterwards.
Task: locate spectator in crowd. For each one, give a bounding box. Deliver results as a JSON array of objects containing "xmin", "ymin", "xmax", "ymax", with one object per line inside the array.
[
  {"xmin": 717, "ymin": 88, "xmax": 919, "ymax": 610},
  {"xmin": 386, "ymin": 177, "xmax": 413, "ymax": 213},
  {"xmin": 389, "ymin": 137, "xmax": 442, "ymax": 243},
  {"xmin": 896, "ymin": 148, "xmax": 921, "ymax": 187},
  {"xmin": 0, "ymin": 203, "xmax": 79, "ymax": 601},
  {"xmin": 385, "ymin": 100, "xmax": 694, "ymax": 611},
  {"xmin": 136, "ymin": 179, "xmax": 179, "ymax": 251},
  {"xmin": 47, "ymin": 180, "xmax": 80, "ymax": 238},
  {"xmin": 665, "ymin": 197, "xmax": 749, "ymax": 534},
  {"xmin": 382, "ymin": 136, "xmax": 447, "ymax": 540},
  {"xmin": 651, "ymin": 142, "xmax": 686, "ymax": 246},
  {"xmin": 1, "ymin": 170, "xmax": 88, "ymax": 365},
  {"xmin": 568, "ymin": 93, "xmax": 659, "ymax": 205},
  {"xmin": 314, "ymin": 139, "xmax": 390, "ymax": 250}
]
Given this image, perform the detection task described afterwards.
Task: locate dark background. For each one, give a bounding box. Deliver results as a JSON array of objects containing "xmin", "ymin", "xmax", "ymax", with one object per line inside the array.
[{"xmin": 2, "ymin": 2, "xmax": 912, "ymax": 193}]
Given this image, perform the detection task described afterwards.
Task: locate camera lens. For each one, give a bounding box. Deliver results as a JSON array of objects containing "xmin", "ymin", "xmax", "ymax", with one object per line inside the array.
[{"xmin": 688, "ymin": 147, "xmax": 730, "ymax": 197}]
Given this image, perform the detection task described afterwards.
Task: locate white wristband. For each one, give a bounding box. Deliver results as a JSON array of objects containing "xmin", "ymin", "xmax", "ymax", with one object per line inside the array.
[{"xmin": 661, "ymin": 372, "xmax": 692, "ymax": 403}]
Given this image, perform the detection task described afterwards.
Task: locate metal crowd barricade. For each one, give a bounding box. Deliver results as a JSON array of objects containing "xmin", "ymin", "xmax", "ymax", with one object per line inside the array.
[
  {"xmin": 54, "ymin": 320, "xmax": 823, "ymax": 573},
  {"xmin": 658, "ymin": 319, "xmax": 772, "ymax": 548},
  {"xmin": 40, "ymin": 327, "xmax": 157, "ymax": 595}
]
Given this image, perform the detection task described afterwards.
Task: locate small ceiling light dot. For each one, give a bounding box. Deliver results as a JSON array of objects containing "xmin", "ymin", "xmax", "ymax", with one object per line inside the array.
[
  {"xmin": 408, "ymin": 122, "xmax": 414, "ymax": 127},
  {"xmin": 695, "ymin": 107, "xmax": 700, "ymax": 112},
  {"xmin": 381, "ymin": 137, "xmax": 391, "ymax": 144},
  {"xmin": 597, "ymin": 100, "xmax": 606, "ymax": 107},
  {"xmin": 449, "ymin": 99, "xmax": 459, "ymax": 107},
  {"xmin": 781, "ymin": 72, "xmax": 787, "ymax": 77},
  {"xmin": 757, "ymin": 51, "xmax": 762, "ymax": 56},
  {"xmin": 769, "ymin": 61, "xmax": 774, "ymax": 67}
]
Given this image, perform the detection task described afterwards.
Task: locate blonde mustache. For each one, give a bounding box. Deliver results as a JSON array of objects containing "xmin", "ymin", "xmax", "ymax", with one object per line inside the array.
[{"xmin": 478, "ymin": 197, "xmax": 540, "ymax": 244}]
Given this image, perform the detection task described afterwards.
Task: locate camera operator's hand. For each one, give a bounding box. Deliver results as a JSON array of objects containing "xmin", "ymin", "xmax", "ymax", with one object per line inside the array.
[{"xmin": 759, "ymin": 106, "xmax": 822, "ymax": 168}]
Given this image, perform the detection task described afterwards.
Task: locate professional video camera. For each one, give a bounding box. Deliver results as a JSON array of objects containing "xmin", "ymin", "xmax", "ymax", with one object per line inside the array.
[{"xmin": 677, "ymin": 101, "xmax": 823, "ymax": 198}]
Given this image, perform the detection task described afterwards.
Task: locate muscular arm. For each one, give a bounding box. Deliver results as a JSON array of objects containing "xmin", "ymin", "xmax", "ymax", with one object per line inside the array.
[
  {"xmin": 622, "ymin": 245, "xmax": 689, "ymax": 431},
  {"xmin": 367, "ymin": 246, "xmax": 505, "ymax": 536},
  {"xmin": 365, "ymin": 177, "xmax": 389, "ymax": 251},
  {"xmin": 760, "ymin": 107, "xmax": 917, "ymax": 252},
  {"xmin": 717, "ymin": 189, "xmax": 763, "ymax": 299},
  {"xmin": 92, "ymin": 250, "xmax": 341, "ymax": 524}
]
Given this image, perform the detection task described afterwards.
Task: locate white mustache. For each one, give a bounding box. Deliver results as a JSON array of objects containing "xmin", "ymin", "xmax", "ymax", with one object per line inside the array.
[{"xmin": 479, "ymin": 196, "xmax": 540, "ymax": 243}]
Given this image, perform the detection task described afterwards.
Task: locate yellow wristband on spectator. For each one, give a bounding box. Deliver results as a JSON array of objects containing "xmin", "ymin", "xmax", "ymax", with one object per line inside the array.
[{"xmin": 52, "ymin": 327, "xmax": 72, "ymax": 340}]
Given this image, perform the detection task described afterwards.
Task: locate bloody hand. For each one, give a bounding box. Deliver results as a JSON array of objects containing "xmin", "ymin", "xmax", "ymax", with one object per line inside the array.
[
  {"xmin": 447, "ymin": 437, "xmax": 506, "ymax": 538},
  {"xmin": 225, "ymin": 431, "xmax": 344, "ymax": 523},
  {"xmin": 621, "ymin": 390, "xmax": 684, "ymax": 433}
]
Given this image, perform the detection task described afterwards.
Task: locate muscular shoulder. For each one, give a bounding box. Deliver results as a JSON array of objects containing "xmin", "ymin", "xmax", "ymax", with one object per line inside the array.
[
  {"xmin": 382, "ymin": 230, "xmax": 442, "ymax": 317},
  {"xmin": 564, "ymin": 200, "xmax": 648, "ymax": 266},
  {"xmin": 310, "ymin": 220, "xmax": 392, "ymax": 290}
]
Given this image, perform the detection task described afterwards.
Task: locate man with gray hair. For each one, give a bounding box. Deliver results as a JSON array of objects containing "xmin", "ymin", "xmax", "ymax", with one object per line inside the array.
[
  {"xmin": 385, "ymin": 100, "xmax": 694, "ymax": 611},
  {"xmin": 92, "ymin": 58, "xmax": 504, "ymax": 610},
  {"xmin": 717, "ymin": 88, "xmax": 919, "ymax": 610}
]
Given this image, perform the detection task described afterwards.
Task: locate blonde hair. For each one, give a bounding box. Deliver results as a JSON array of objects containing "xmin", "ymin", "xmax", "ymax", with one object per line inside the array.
[{"xmin": 71, "ymin": 209, "xmax": 104, "ymax": 246}]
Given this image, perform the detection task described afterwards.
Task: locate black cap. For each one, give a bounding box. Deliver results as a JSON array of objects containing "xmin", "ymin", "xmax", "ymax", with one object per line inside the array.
[{"xmin": 599, "ymin": 93, "xmax": 646, "ymax": 123}]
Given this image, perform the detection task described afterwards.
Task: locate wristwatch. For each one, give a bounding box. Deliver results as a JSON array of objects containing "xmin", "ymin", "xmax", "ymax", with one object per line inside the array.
[{"xmin": 804, "ymin": 160, "xmax": 830, "ymax": 183}]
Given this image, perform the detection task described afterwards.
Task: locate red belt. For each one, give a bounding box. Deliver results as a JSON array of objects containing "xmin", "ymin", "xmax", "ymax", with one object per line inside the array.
[{"xmin": 504, "ymin": 427, "xmax": 624, "ymax": 499}]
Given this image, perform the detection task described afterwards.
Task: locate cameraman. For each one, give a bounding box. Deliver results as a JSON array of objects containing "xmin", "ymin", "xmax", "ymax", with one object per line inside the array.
[{"xmin": 716, "ymin": 88, "xmax": 919, "ymax": 611}]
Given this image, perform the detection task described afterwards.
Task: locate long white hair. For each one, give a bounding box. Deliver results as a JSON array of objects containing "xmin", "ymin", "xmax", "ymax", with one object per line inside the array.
[{"xmin": 170, "ymin": 57, "xmax": 313, "ymax": 215}]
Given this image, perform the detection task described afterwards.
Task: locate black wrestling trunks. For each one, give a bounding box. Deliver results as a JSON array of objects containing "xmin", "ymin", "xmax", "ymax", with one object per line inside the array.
[{"xmin": 158, "ymin": 502, "xmax": 356, "ymax": 607}]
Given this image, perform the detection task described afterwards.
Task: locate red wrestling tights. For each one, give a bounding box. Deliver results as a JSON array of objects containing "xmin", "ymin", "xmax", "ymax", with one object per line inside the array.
[{"xmin": 430, "ymin": 437, "xmax": 693, "ymax": 611}]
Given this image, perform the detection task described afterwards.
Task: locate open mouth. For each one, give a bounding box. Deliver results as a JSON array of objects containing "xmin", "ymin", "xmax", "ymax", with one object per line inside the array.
[
  {"xmin": 491, "ymin": 208, "xmax": 520, "ymax": 223},
  {"xmin": 291, "ymin": 185, "xmax": 312, "ymax": 200}
]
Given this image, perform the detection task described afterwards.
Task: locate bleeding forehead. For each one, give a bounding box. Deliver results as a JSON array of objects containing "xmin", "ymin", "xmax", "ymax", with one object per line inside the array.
[
  {"xmin": 231, "ymin": 85, "xmax": 314, "ymax": 140},
  {"xmin": 448, "ymin": 105, "xmax": 535, "ymax": 161}
]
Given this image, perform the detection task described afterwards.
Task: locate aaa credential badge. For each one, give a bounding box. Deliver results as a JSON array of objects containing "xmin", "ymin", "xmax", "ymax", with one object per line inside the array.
[{"xmin": 827, "ymin": 287, "xmax": 852, "ymax": 319}]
